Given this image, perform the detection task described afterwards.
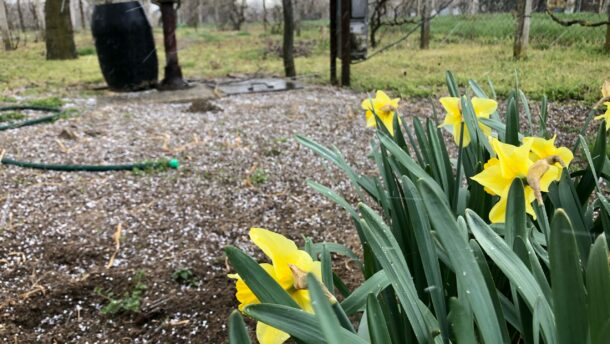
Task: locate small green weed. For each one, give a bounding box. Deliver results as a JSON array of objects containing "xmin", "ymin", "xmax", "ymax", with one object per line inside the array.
[
  {"xmin": 171, "ymin": 268, "xmax": 198, "ymax": 287},
  {"xmin": 0, "ymin": 111, "xmax": 26, "ymax": 122},
  {"xmin": 250, "ymin": 168, "xmax": 268, "ymax": 186},
  {"xmin": 77, "ymin": 47, "xmax": 96, "ymax": 56},
  {"xmin": 0, "ymin": 96, "xmax": 17, "ymax": 103},
  {"xmin": 95, "ymin": 271, "xmax": 147, "ymax": 315}
]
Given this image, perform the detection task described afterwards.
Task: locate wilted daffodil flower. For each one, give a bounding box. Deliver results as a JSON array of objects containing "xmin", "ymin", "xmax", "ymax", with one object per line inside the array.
[
  {"xmin": 595, "ymin": 102, "xmax": 610, "ymax": 129},
  {"xmin": 439, "ymin": 97, "xmax": 497, "ymax": 147},
  {"xmin": 471, "ymin": 137, "xmax": 565, "ymax": 223},
  {"xmin": 523, "ymin": 135, "xmax": 573, "ymax": 180},
  {"xmin": 361, "ymin": 90, "xmax": 401, "ymax": 136},
  {"xmin": 228, "ymin": 228, "xmax": 322, "ymax": 344}
]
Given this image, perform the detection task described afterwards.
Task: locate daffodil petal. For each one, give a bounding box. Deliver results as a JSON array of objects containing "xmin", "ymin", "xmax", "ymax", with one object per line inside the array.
[
  {"xmin": 375, "ymin": 90, "xmax": 392, "ymax": 104},
  {"xmin": 291, "ymin": 289, "xmax": 314, "ymax": 313},
  {"xmin": 556, "ymin": 146, "xmax": 574, "ymax": 167},
  {"xmin": 365, "ymin": 110, "xmax": 376, "ymax": 127},
  {"xmin": 452, "ymin": 122, "xmax": 471, "ymax": 146},
  {"xmin": 471, "ymin": 97, "xmax": 498, "ymax": 119},
  {"xmin": 361, "ymin": 97, "xmax": 374, "ymax": 111},
  {"xmin": 489, "ymin": 197, "xmax": 508, "ymax": 224},
  {"xmin": 250, "ymin": 228, "xmax": 298, "ymax": 263},
  {"xmin": 440, "ymin": 97, "xmax": 461, "ymax": 118},
  {"xmin": 471, "ymin": 163, "xmax": 509, "ymax": 196},
  {"xmin": 256, "ymin": 321, "xmax": 291, "ymax": 344}
]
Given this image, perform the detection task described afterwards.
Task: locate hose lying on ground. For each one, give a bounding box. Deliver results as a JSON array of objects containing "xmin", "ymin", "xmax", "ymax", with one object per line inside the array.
[
  {"xmin": 0, "ymin": 105, "xmax": 179, "ymax": 172},
  {"xmin": 0, "ymin": 157, "xmax": 180, "ymax": 172}
]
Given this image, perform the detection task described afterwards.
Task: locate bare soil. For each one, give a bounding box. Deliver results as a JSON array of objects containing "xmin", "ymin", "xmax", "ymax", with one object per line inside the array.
[{"xmin": 0, "ymin": 85, "xmax": 596, "ymax": 343}]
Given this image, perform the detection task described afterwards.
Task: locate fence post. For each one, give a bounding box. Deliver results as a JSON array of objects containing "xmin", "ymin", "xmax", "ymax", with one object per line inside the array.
[
  {"xmin": 420, "ymin": 0, "xmax": 430, "ymax": 49},
  {"xmin": 340, "ymin": 0, "xmax": 350, "ymax": 86},
  {"xmin": 514, "ymin": 0, "xmax": 532, "ymax": 59},
  {"xmin": 330, "ymin": 0, "xmax": 337, "ymax": 85}
]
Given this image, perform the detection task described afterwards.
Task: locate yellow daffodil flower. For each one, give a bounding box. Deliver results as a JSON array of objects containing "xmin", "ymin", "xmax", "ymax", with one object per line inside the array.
[
  {"xmin": 595, "ymin": 102, "xmax": 610, "ymax": 129},
  {"xmin": 471, "ymin": 137, "xmax": 560, "ymax": 223},
  {"xmin": 523, "ymin": 135, "xmax": 573, "ymax": 181},
  {"xmin": 229, "ymin": 228, "xmax": 322, "ymax": 344},
  {"xmin": 361, "ymin": 90, "xmax": 401, "ymax": 136},
  {"xmin": 439, "ymin": 97, "xmax": 498, "ymax": 147}
]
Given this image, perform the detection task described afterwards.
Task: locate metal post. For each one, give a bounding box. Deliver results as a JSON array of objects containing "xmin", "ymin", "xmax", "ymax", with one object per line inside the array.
[
  {"xmin": 157, "ymin": 0, "xmax": 188, "ymax": 90},
  {"xmin": 340, "ymin": 0, "xmax": 350, "ymax": 87},
  {"xmin": 330, "ymin": 0, "xmax": 337, "ymax": 85}
]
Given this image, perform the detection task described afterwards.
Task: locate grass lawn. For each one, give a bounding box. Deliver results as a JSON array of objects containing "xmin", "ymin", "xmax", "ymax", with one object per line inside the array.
[{"xmin": 1, "ymin": 12, "xmax": 610, "ymax": 101}]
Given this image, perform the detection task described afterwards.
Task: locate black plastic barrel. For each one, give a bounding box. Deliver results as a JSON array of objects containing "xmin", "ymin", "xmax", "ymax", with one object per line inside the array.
[{"xmin": 92, "ymin": 1, "xmax": 158, "ymax": 91}]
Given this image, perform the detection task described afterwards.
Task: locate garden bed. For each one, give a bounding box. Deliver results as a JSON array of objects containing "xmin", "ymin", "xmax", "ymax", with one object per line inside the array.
[{"xmin": 0, "ymin": 85, "xmax": 595, "ymax": 342}]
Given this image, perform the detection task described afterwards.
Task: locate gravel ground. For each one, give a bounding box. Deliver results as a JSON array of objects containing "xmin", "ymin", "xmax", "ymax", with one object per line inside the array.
[{"xmin": 0, "ymin": 85, "xmax": 596, "ymax": 343}]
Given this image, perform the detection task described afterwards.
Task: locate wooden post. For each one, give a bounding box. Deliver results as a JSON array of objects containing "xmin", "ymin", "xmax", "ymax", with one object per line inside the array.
[
  {"xmin": 159, "ymin": 0, "xmax": 187, "ymax": 89},
  {"xmin": 340, "ymin": 0, "xmax": 350, "ymax": 87},
  {"xmin": 420, "ymin": 0, "xmax": 430, "ymax": 49},
  {"xmin": 330, "ymin": 0, "xmax": 337, "ymax": 85},
  {"xmin": 282, "ymin": 0, "xmax": 296, "ymax": 77}
]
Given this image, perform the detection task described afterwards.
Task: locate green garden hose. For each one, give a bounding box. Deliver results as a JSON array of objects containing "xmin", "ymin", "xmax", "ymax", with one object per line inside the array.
[
  {"xmin": 0, "ymin": 105, "xmax": 179, "ymax": 172},
  {"xmin": 0, "ymin": 157, "xmax": 179, "ymax": 172}
]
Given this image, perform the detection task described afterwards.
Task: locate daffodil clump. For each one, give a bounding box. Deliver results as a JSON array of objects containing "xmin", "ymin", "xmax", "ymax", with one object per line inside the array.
[
  {"xmin": 228, "ymin": 228, "xmax": 321, "ymax": 344},
  {"xmin": 228, "ymin": 75, "xmax": 610, "ymax": 344}
]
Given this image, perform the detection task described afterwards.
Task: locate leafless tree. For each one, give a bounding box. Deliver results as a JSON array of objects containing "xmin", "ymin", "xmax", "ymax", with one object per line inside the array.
[
  {"xmin": 229, "ymin": 0, "xmax": 247, "ymax": 30},
  {"xmin": 0, "ymin": 0, "xmax": 14, "ymax": 50},
  {"xmin": 547, "ymin": 4, "xmax": 610, "ymax": 51},
  {"xmin": 45, "ymin": 0, "xmax": 77, "ymax": 59}
]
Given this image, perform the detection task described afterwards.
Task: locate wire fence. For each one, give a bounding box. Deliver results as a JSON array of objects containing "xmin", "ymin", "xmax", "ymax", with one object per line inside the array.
[{"xmin": 437, "ymin": 12, "xmax": 607, "ymax": 49}]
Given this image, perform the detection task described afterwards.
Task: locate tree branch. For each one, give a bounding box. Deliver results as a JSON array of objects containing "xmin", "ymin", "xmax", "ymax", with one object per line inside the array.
[{"xmin": 546, "ymin": 9, "xmax": 610, "ymax": 28}]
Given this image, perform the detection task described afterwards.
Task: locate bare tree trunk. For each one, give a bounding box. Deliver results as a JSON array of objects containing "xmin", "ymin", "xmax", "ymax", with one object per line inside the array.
[
  {"xmin": 420, "ymin": 0, "xmax": 430, "ymax": 49},
  {"xmin": 605, "ymin": 2, "xmax": 610, "ymax": 51},
  {"xmin": 263, "ymin": 0, "xmax": 268, "ymax": 31},
  {"xmin": 514, "ymin": 0, "xmax": 532, "ymax": 59},
  {"xmin": 0, "ymin": 0, "xmax": 14, "ymax": 50},
  {"xmin": 17, "ymin": 0, "xmax": 26, "ymax": 32},
  {"xmin": 45, "ymin": 0, "xmax": 77, "ymax": 60},
  {"xmin": 469, "ymin": 0, "xmax": 479, "ymax": 15},
  {"xmin": 79, "ymin": 0, "xmax": 86, "ymax": 30},
  {"xmin": 282, "ymin": 0, "xmax": 296, "ymax": 77},
  {"xmin": 214, "ymin": 0, "xmax": 220, "ymax": 27}
]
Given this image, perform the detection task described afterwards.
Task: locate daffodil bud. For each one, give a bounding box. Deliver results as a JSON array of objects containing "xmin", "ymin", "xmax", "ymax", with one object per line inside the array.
[
  {"xmin": 289, "ymin": 264, "xmax": 337, "ymax": 304},
  {"xmin": 527, "ymin": 155, "xmax": 565, "ymax": 205}
]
